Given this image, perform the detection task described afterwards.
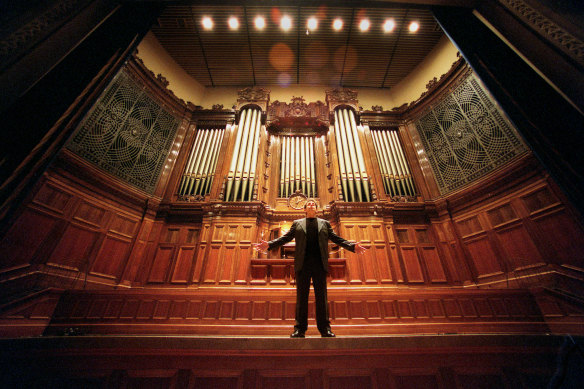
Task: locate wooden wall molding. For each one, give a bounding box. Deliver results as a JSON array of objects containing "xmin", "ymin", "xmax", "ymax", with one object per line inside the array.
[
  {"xmin": 2, "ymin": 334, "xmax": 576, "ymax": 389},
  {"xmin": 41, "ymin": 287, "xmax": 563, "ymax": 337}
]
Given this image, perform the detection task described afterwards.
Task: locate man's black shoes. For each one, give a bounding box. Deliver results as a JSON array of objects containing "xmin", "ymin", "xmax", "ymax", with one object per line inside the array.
[
  {"xmin": 320, "ymin": 329, "xmax": 336, "ymax": 337},
  {"xmin": 290, "ymin": 329, "xmax": 305, "ymax": 338}
]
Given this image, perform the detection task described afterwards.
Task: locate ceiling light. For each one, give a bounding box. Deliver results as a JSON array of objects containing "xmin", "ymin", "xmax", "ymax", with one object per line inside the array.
[
  {"xmin": 307, "ymin": 17, "xmax": 318, "ymax": 31},
  {"xmin": 359, "ymin": 19, "xmax": 370, "ymax": 32},
  {"xmin": 255, "ymin": 16, "xmax": 266, "ymax": 30},
  {"xmin": 383, "ymin": 19, "xmax": 395, "ymax": 33},
  {"xmin": 228, "ymin": 17, "xmax": 239, "ymax": 30},
  {"xmin": 202, "ymin": 17, "xmax": 213, "ymax": 30},
  {"xmin": 281, "ymin": 15, "xmax": 292, "ymax": 31},
  {"xmin": 332, "ymin": 18, "xmax": 343, "ymax": 31},
  {"xmin": 409, "ymin": 21, "xmax": 419, "ymax": 32}
]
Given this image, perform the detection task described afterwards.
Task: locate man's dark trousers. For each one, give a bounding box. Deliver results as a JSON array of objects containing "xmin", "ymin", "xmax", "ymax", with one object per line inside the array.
[{"xmin": 294, "ymin": 254, "xmax": 330, "ymax": 334}]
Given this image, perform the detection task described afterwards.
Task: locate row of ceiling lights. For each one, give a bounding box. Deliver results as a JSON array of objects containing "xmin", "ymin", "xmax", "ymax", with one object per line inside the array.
[{"xmin": 201, "ymin": 16, "xmax": 420, "ymax": 33}]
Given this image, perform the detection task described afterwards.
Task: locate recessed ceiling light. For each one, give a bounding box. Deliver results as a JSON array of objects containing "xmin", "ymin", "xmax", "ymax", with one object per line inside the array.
[
  {"xmin": 409, "ymin": 21, "xmax": 419, "ymax": 32},
  {"xmin": 228, "ymin": 17, "xmax": 239, "ymax": 30},
  {"xmin": 281, "ymin": 15, "xmax": 292, "ymax": 31},
  {"xmin": 383, "ymin": 19, "xmax": 395, "ymax": 33},
  {"xmin": 332, "ymin": 18, "xmax": 343, "ymax": 31},
  {"xmin": 359, "ymin": 19, "xmax": 370, "ymax": 32},
  {"xmin": 307, "ymin": 17, "xmax": 318, "ymax": 31},
  {"xmin": 255, "ymin": 16, "xmax": 266, "ymax": 30},
  {"xmin": 202, "ymin": 17, "xmax": 213, "ymax": 30}
]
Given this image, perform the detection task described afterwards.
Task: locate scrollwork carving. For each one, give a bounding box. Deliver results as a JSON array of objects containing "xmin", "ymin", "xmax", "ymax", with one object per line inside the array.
[
  {"xmin": 499, "ymin": 0, "xmax": 584, "ymax": 66},
  {"xmin": 238, "ymin": 87, "xmax": 270, "ymax": 101}
]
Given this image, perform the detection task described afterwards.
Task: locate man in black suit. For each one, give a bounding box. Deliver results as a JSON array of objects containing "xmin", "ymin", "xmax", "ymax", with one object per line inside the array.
[{"xmin": 253, "ymin": 200, "xmax": 367, "ymax": 337}]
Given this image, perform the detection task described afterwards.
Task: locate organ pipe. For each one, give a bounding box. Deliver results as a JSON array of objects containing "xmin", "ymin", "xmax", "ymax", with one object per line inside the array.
[
  {"xmin": 333, "ymin": 116, "xmax": 348, "ymax": 200},
  {"xmin": 386, "ymin": 131, "xmax": 408, "ymax": 195},
  {"xmin": 203, "ymin": 128, "xmax": 223, "ymax": 195},
  {"xmin": 232, "ymin": 109, "xmax": 255, "ymax": 201},
  {"xmin": 391, "ymin": 131, "xmax": 415, "ymax": 196},
  {"xmin": 371, "ymin": 131, "xmax": 390, "ymax": 194},
  {"xmin": 300, "ymin": 137, "xmax": 306, "ymax": 196},
  {"xmin": 224, "ymin": 107, "xmax": 263, "ymax": 201},
  {"xmin": 178, "ymin": 127, "xmax": 225, "ymax": 198},
  {"xmin": 225, "ymin": 110, "xmax": 247, "ymax": 201},
  {"xmin": 309, "ymin": 138, "xmax": 316, "ymax": 197},
  {"xmin": 247, "ymin": 119, "xmax": 262, "ymax": 200},
  {"xmin": 278, "ymin": 135, "xmax": 318, "ymax": 198},
  {"xmin": 193, "ymin": 129, "xmax": 216, "ymax": 195},
  {"xmin": 284, "ymin": 137, "xmax": 290, "ymax": 197},
  {"xmin": 178, "ymin": 129, "xmax": 203, "ymax": 195},
  {"xmin": 334, "ymin": 108, "xmax": 374, "ymax": 201},
  {"xmin": 280, "ymin": 136, "xmax": 286, "ymax": 197},
  {"xmin": 371, "ymin": 128, "xmax": 416, "ymax": 198},
  {"xmin": 293, "ymin": 137, "xmax": 300, "ymax": 192},
  {"xmin": 348, "ymin": 110, "xmax": 371, "ymax": 202},
  {"xmin": 304, "ymin": 137, "xmax": 311, "ymax": 198},
  {"xmin": 240, "ymin": 110, "xmax": 258, "ymax": 199}
]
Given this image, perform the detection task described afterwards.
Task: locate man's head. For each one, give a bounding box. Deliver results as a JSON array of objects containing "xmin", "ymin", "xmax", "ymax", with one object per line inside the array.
[{"xmin": 304, "ymin": 199, "xmax": 317, "ymax": 218}]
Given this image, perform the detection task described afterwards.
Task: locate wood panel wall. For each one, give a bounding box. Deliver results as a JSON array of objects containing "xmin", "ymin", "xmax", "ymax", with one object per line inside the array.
[
  {"xmin": 42, "ymin": 287, "xmax": 559, "ymax": 336},
  {"xmin": 2, "ymin": 335, "xmax": 573, "ymax": 389},
  {"xmin": 2, "ymin": 166, "xmax": 583, "ymax": 293}
]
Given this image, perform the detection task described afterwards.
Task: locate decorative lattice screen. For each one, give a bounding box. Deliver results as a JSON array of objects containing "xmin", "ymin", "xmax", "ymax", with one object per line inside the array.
[
  {"xmin": 67, "ymin": 70, "xmax": 180, "ymax": 193},
  {"xmin": 414, "ymin": 73, "xmax": 528, "ymax": 194}
]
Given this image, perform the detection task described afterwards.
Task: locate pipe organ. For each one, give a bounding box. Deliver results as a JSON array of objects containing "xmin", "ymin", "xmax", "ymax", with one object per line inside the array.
[
  {"xmin": 178, "ymin": 127, "xmax": 225, "ymax": 197},
  {"xmin": 224, "ymin": 107, "xmax": 263, "ymax": 201},
  {"xmin": 370, "ymin": 129, "xmax": 416, "ymax": 198},
  {"xmin": 333, "ymin": 108, "xmax": 371, "ymax": 202},
  {"xmin": 279, "ymin": 136, "xmax": 317, "ymax": 198}
]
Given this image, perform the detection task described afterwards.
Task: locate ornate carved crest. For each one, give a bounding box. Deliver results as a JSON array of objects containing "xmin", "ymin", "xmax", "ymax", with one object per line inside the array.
[
  {"xmin": 371, "ymin": 105, "xmax": 383, "ymax": 112},
  {"xmin": 325, "ymin": 88, "xmax": 358, "ymax": 103},
  {"xmin": 286, "ymin": 97, "xmax": 309, "ymax": 117},
  {"xmin": 238, "ymin": 87, "xmax": 270, "ymax": 101},
  {"xmin": 156, "ymin": 74, "xmax": 169, "ymax": 87},
  {"xmin": 212, "ymin": 104, "xmax": 224, "ymax": 110},
  {"xmin": 266, "ymin": 97, "xmax": 329, "ymax": 133}
]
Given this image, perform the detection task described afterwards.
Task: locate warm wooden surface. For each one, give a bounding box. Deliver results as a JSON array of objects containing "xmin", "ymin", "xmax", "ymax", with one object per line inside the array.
[{"xmin": 1, "ymin": 334, "xmax": 580, "ymax": 389}]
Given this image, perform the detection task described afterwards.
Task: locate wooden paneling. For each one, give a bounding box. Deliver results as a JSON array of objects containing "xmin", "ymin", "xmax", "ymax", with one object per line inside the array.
[
  {"xmin": 0, "ymin": 175, "xmax": 143, "ymax": 285},
  {"xmin": 0, "ymin": 208, "xmax": 57, "ymax": 272},
  {"xmin": 43, "ymin": 288, "xmax": 563, "ymax": 336},
  {"xmin": 453, "ymin": 181, "xmax": 584, "ymax": 284},
  {"xmin": 1, "ymin": 335, "xmax": 569, "ymax": 389}
]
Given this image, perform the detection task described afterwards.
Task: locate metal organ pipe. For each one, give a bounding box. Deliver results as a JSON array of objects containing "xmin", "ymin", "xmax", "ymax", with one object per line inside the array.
[
  {"xmin": 304, "ymin": 137, "xmax": 311, "ymax": 198},
  {"xmin": 178, "ymin": 129, "xmax": 203, "ymax": 195},
  {"xmin": 309, "ymin": 137, "xmax": 316, "ymax": 197},
  {"xmin": 284, "ymin": 137, "xmax": 290, "ymax": 197},
  {"xmin": 232, "ymin": 108, "xmax": 255, "ymax": 201},
  {"xmin": 280, "ymin": 136, "xmax": 286, "ymax": 197},
  {"xmin": 371, "ymin": 130, "xmax": 390, "ymax": 195},
  {"xmin": 178, "ymin": 127, "xmax": 225, "ymax": 198},
  {"xmin": 247, "ymin": 118, "xmax": 262, "ymax": 200},
  {"xmin": 225, "ymin": 110, "xmax": 247, "ymax": 201},
  {"xmin": 300, "ymin": 137, "xmax": 306, "ymax": 195},
  {"xmin": 347, "ymin": 109, "xmax": 371, "ymax": 202},
  {"xmin": 203, "ymin": 128, "xmax": 223, "ymax": 195},
  {"xmin": 333, "ymin": 115, "xmax": 348, "ymax": 201},
  {"xmin": 193, "ymin": 129, "xmax": 215, "ymax": 195},
  {"xmin": 334, "ymin": 108, "xmax": 374, "ymax": 201},
  {"xmin": 391, "ymin": 131, "xmax": 415, "ymax": 196},
  {"xmin": 224, "ymin": 107, "xmax": 263, "ymax": 201},
  {"xmin": 240, "ymin": 110, "xmax": 257, "ymax": 199},
  {"xmin": 370, "ymin": 129, "xmax": 416, "ymax": 198},
  {"xmin": 278, "ymin": 135, "xmax": 317, "ymax": 198}
]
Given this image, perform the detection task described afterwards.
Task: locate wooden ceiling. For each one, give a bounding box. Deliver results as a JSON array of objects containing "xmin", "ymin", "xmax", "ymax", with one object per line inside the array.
[{"xmin": 151, "ymin": 4, "xmax": 446, "ymax": 89}]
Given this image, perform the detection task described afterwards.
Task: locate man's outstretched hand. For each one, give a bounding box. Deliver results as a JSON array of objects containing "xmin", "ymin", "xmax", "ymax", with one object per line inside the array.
[
  {"xmin": 354, "ymin": 242, "xmax": 368, "ymax": 255},
  {"xmin": 253, "ymin": 240, "xmax": 269, "ymax": 252}
]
